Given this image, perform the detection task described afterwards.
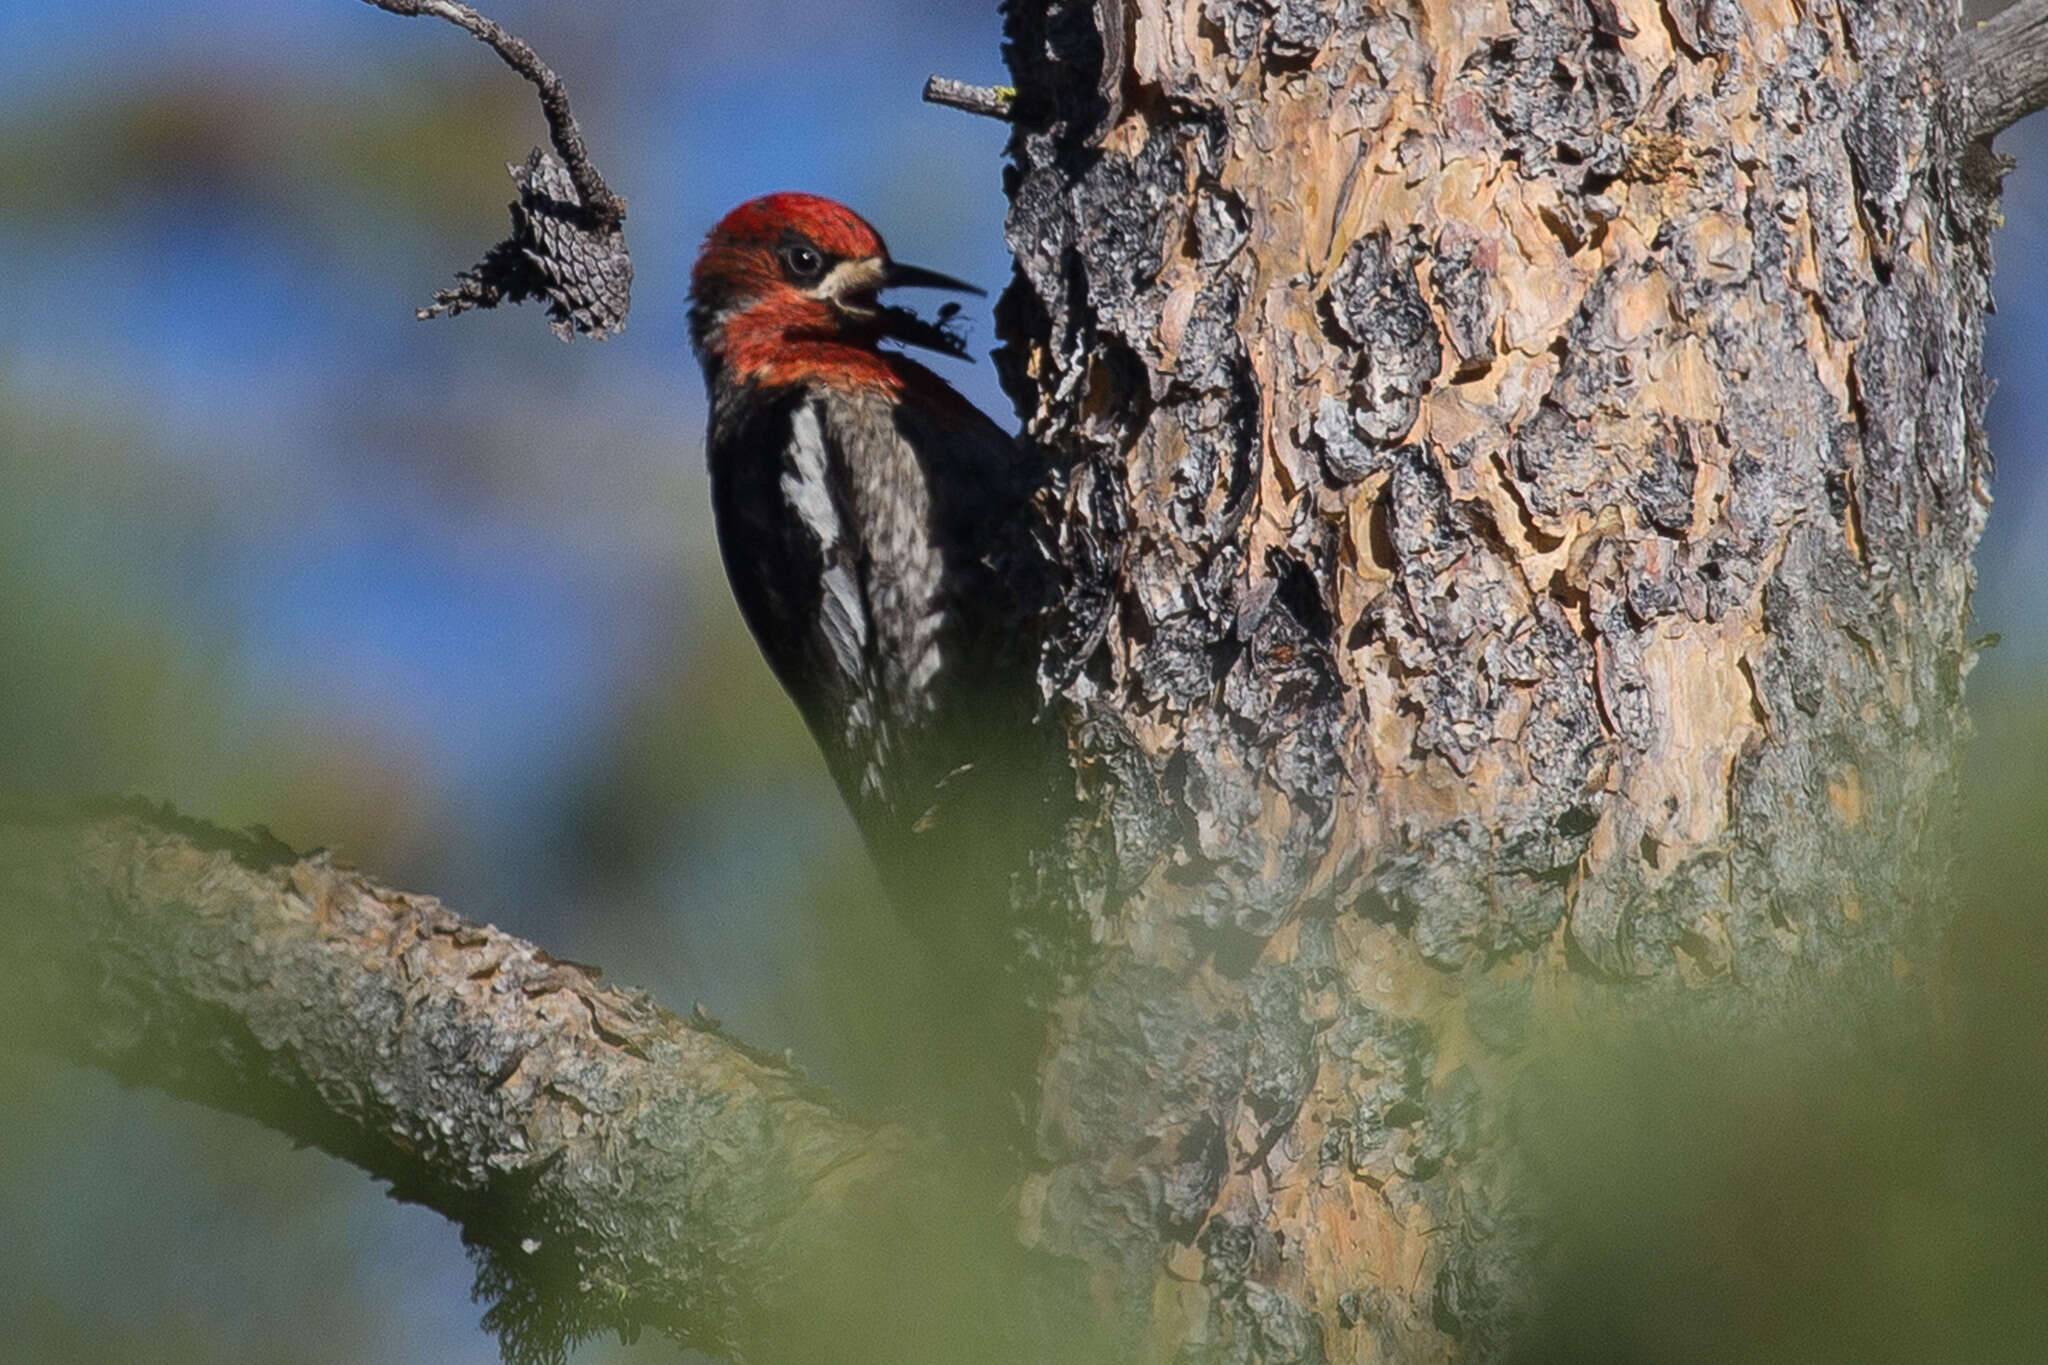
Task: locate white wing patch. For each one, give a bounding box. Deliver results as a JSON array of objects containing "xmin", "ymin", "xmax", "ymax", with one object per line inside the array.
[
  {"xmin": 787, "ymin": 400, "xmax": 873, "ymax": 757},
  {"xmin": 906, "ymin": 608, "xmax": 947, "ymax": 697},
  {"xmin": 819, "ymin": 563, "xmax": 869, "ymax": 684},
  {"xmin": 781, "ymin": 403, "xmax": 842, "ymax": 552}
]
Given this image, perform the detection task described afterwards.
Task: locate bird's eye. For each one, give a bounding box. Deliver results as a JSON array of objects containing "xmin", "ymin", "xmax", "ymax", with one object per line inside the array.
[{"xmin": 781, "ymin": 243, "xmax": 826, "ymax": 282}]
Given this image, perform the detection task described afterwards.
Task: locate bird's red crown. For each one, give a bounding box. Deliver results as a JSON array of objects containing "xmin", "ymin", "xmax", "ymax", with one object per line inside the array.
[{"xmin": 701, "ymin": 192, "xmax": 889, "ymax": 265}]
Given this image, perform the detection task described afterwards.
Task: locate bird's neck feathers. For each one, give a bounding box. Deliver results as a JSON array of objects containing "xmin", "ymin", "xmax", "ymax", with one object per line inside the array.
[{"xmin": 706, "ymin": 297, "xmax": 927, "ymax": 398}]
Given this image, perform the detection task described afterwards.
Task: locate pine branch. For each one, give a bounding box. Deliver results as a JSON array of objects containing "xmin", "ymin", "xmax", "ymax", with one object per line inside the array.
[{"xmin": 0, "ymin": 800, "xmax": 942, "ymax": 1364}]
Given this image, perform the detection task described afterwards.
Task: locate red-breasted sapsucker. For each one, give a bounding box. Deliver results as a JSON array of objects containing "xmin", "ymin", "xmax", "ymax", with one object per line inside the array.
[{"xmin": 687, "ymin": 194, "xmax": 1048, "ymax": 897}]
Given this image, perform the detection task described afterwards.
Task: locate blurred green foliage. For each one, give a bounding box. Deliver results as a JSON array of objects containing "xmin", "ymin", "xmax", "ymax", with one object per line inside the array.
[{"xmin": 1505, "ymin": 687, "xmax": 2048, "ymax": 1365}]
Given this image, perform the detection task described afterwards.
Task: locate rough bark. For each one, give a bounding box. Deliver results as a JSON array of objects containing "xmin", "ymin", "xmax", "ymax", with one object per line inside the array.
[{"xmin": 998, "ymin": 0, "xmax": 1996, "ymax": 1357}]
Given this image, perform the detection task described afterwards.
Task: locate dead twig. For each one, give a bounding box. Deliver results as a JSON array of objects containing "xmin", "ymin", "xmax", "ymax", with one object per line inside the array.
[
  {"xmin": 923, "ymin": 75, "xmax": 1016, "ymax": 121},
  {"xmin": 361, "ymin": 0, "xmax": 631, "ymax": 337}
]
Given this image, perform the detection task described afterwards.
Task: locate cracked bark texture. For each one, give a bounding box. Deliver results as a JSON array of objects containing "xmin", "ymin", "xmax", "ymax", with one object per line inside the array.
[{"xmin": 999, "ymin": 0, "xmax": 1994, "ymax": 1358}]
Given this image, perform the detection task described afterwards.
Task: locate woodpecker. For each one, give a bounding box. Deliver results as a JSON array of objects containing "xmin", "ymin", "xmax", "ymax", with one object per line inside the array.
[{"xmin": 687, "ymin": 193, "xmax": 1050, "ymax": 898}]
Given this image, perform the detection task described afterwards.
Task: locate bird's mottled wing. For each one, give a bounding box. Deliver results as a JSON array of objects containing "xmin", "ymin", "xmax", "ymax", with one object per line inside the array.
[{"xmin": 707, "ymin": 385, "xmax": 888, "ymax": 809}]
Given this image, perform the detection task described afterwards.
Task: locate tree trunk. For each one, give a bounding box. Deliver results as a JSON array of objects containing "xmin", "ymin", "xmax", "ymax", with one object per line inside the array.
[{"xmin": 997, "ymin": 0, "xmax": 1993, "ymax": 1357}]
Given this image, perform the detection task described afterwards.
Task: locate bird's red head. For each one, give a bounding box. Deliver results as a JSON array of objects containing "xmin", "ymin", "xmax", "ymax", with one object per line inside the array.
[{"xmin": 688, "ymin": 193, "xmax": 983, "ymax": 390}]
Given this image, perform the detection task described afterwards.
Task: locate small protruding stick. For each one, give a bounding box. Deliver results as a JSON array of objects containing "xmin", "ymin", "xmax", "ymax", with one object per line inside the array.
[
  {"xmin": 1943, "ymin": 0, "xmax": 2048, "ymax": 148},
  {"xmin": 924, "ymin": 75, "xmax": 1016, "ymax": 121}
]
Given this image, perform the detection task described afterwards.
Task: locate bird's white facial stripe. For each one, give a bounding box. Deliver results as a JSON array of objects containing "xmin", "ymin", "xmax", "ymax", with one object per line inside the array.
[
  {"xmin": 810, "ymin": 257, "xmax": 886, "ymax": 306},
  {"xmin": 781, "ymin": 404, "xmax": 842, "ymax": 551}
]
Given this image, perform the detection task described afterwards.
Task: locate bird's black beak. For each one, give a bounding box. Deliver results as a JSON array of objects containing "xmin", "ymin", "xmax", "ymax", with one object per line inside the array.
[
  {"xmin": 882, "ymin": 260, "xmax": 986, "ymax": 296},
  {"xmin": 872, "ymin": 260, "xmax": 983, "ymax": 360}
]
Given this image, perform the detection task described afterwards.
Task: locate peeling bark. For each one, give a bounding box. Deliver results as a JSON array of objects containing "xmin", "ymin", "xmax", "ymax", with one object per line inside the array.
[{"xmin": 1000, "ymin": 0, "xmax": 1995, "ymax": 1356}]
